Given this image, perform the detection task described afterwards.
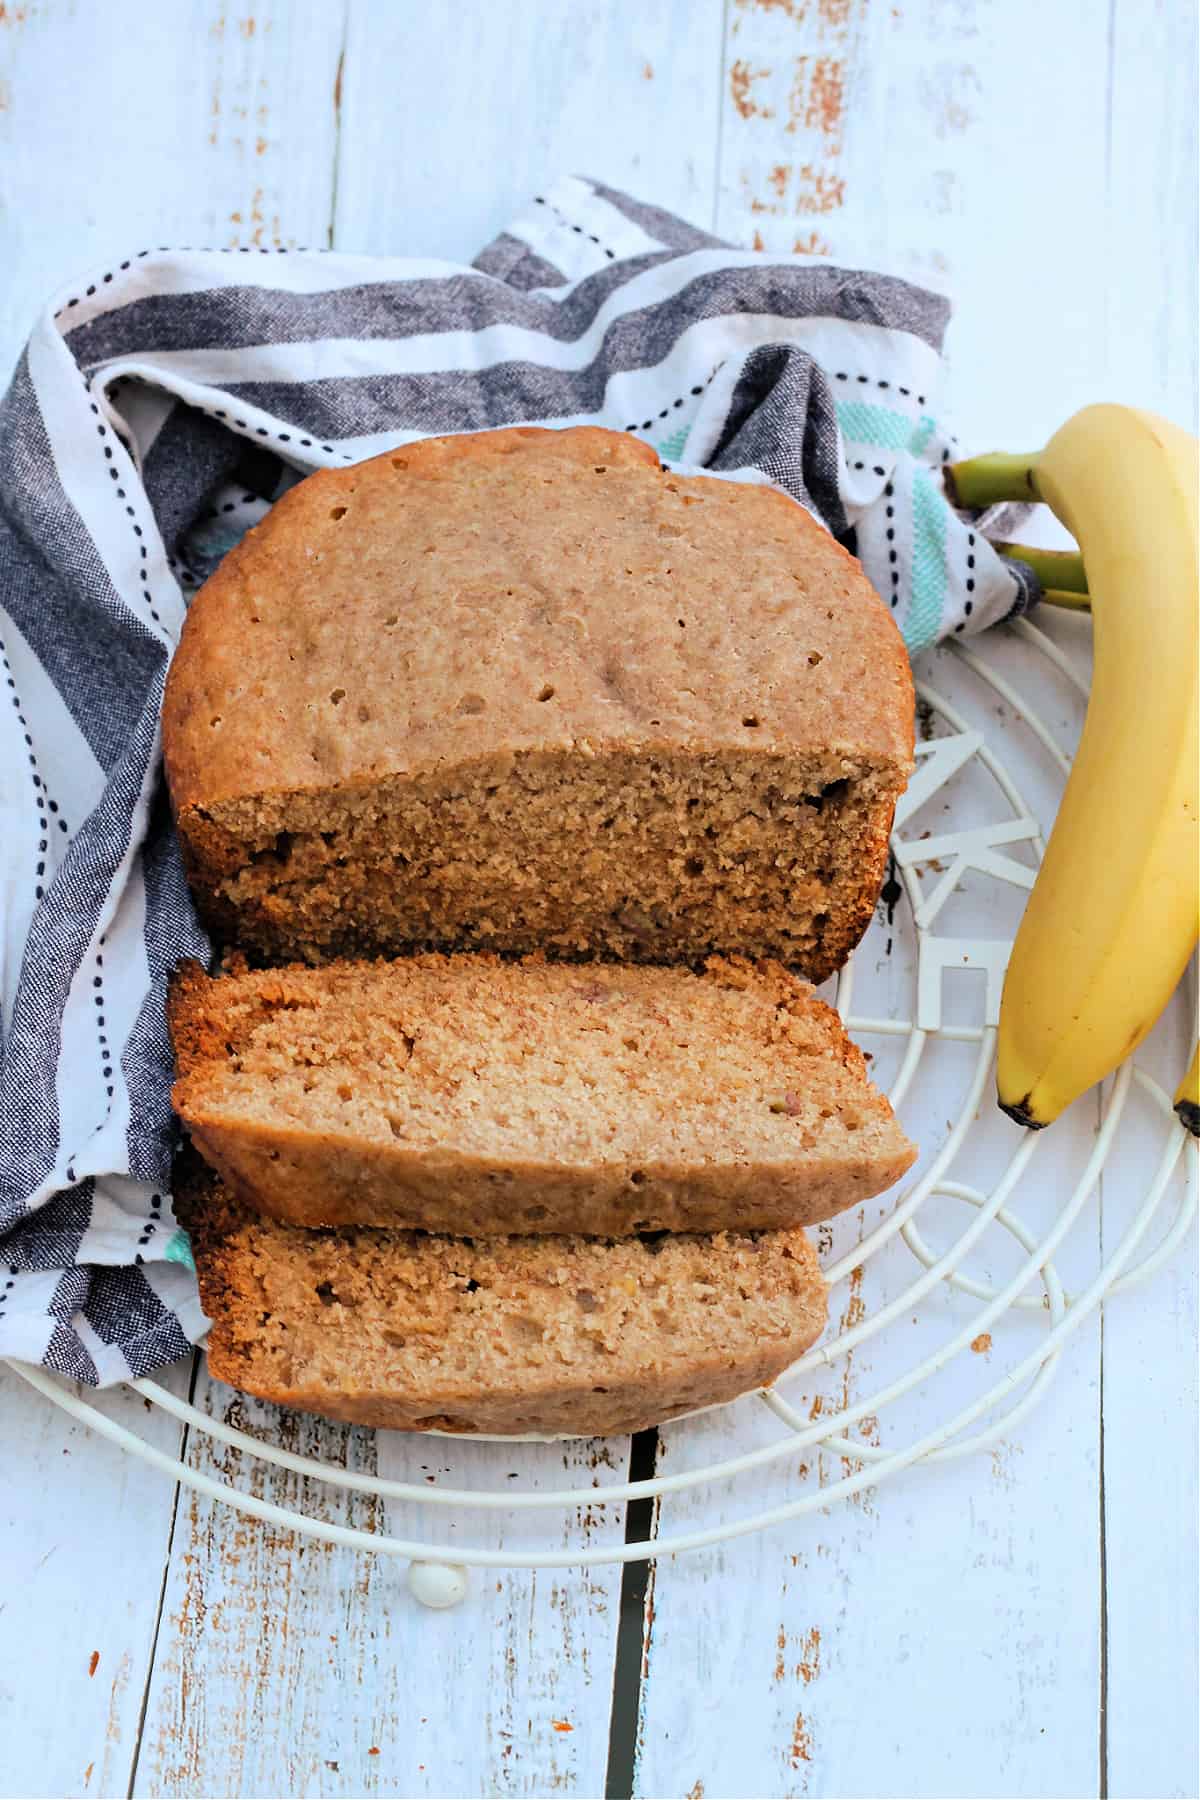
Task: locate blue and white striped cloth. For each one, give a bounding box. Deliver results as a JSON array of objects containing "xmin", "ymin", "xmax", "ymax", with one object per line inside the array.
[{"xmin": 0, "ymin": 176, "xmax": 1038, "ymax": 1383}]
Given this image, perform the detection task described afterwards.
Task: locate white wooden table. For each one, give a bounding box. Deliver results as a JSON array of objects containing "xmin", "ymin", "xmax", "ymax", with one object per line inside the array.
[{"xmin": 1, "ymin": 5, "xmax": 1196, "ymax": 1796}]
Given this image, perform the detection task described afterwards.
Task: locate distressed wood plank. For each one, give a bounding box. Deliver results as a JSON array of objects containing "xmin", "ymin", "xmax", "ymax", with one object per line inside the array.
[
  {"xmin": 1099, "ymin": 1021, "xmax": 1199, "ymax": 1800},
  {"xmin": 0, "ymin": 6, "xmax": 348, "ymax": 1795},
  {"xmin": 333, "ymin": 0, "xmax": 726, "ymax": 261},
  {"xmin": 370, "ymin": 1426, "xmax": 628, "ymax": 1798},
  {"xmin": 0, "ymin": 0, "xmax": 346, "ymax": 384},
  {"xmin": 712, "ymin": 28, "xmax": 1196, "ymax": 1789},
  {"xmin": 717, "ymin": 0, "xmax": 1116, "ymax": 450},
  {"xmin": 1099, "ymin": 10, "xmax": 1198, "ymax": 1789},
  {"xmin": 634, "ymin": 612, "xmax": 1116, "ymax": 1798},
  {"xmin": 3, "ymin": 10, "xmax": 712, "ymax": 1798},
  {"xmin": 1104, "ymin": 0, "xmax": 1199, "ymax": 431},
  {"xmin": 113, "ymin": 10, "xmax": 732, "ymax": 1788},
  {"xmin": 131, "ymin": 1368, "xmax": 629, "ymax": 1799},
  {"xmin": 719, "ymin": 0, "xmax": 873, "ymax": 260},
  {"xmin": 3, "ymin": 5, "xmax": 1195, "ymax": 1799},
  {"xmin": 634, "ymin": 1398, "xmax": 1102, "ymax": 1800},
  {"xmin": 0, "ymin": 1357, "xmax": 194, "ymax": 1800}
]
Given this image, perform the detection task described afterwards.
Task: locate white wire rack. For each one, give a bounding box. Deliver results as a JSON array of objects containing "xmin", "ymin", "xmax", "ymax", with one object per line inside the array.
[{"xmin": 10, "ymin": 618, "xmax": 1197, "ymax": 1600}]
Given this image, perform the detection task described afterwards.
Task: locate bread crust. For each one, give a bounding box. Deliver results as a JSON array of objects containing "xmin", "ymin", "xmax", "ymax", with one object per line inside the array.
[
  {"xmin": 169, "ymin": 953, "xmax": 916, "ymax": 1236},
  {"xmin": 162, "ymin": 426, "xmax": 913, "ymax": 979},
  {"xmin": 175, "ymin": 1153, "xmax": 829, "ymax": 1438}
]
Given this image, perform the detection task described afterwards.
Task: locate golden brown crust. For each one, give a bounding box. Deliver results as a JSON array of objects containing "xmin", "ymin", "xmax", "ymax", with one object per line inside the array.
[
  {"xmin": 163, "ymin": 425, "xmax": 910, "ymax": 808},
  {"xmin": 162, "ymin": 426, "xmax": 913, "ymax": 977},
  {"xmin": 169, "ymin": 952, "xmax": 916, "ymax": 1236},
  {"xmin": 176, "ymin": 1154, "xmax": 829, "ymax": 1438}
]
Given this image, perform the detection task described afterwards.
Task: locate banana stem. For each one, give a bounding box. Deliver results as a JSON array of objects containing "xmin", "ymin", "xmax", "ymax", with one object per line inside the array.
[
  {"xmin": 994, "ymin": 542, "xmax": 1089, "ymax": 594},
  {"xmin": 944, "ymin": 451, "xmax": 1042, "ymax": 508}
]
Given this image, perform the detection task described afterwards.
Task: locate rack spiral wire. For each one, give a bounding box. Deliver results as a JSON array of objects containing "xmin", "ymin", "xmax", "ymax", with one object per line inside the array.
[{"xmin": 11, "ymin": 619, "xmax": 1197, "ymax": 1596}]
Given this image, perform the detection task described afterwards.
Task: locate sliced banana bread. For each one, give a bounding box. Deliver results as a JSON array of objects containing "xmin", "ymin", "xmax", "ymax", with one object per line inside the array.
[
  {"xmin": 170, "ymin": 953, "xmax": 915, "ymax": 1236},
  {"xmin": 162, "ymin": 425, "xmax": 913, "ymax": 981},
  {"xmin": 177, "ymin": 1158, "xmax": 828, "ymax": 1437}
]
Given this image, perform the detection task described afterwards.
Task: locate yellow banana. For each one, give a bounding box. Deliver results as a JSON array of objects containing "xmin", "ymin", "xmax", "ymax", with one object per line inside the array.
[
  {"xmin": 1176, "ymin": 1042, "xmax": 1199, "ymax": 1137},
  {"xmin": 947, "ymin": 405, "xmax": 1199, "ymax": 1128}
]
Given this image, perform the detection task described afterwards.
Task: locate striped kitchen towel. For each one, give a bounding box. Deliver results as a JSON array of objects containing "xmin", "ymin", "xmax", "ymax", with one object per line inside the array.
[{"xmin": 0, "ymin": 175, "xmax": 1038, "ymax": 1384}]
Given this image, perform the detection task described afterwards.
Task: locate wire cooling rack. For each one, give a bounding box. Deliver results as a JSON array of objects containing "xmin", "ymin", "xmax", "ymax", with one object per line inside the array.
[{"xmin": 10, "ymin": 617, "xmax": 1197, "ymax": 1603}]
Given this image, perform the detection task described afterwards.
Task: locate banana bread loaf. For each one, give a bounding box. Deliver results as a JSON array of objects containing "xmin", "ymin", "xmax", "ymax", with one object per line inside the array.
[
  {"xmin": 170, "ymin": 953, "xmax": 915, "ymax": 1236},
  {"xmin": 162, "ymin": 426, "xmax": 913, "ymax": 981},
  {"xmin": 177, "ymin": 1158, "xmax": 828, "ymax": 1438}
]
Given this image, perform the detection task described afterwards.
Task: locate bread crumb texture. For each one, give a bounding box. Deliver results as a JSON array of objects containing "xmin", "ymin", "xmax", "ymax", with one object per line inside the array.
[
  {"xmin": 171, "ymin": 953, "xmax": 915, "ymax": 1235},
  {"xmin": 163, "ymin": 427, "xmax": 914, "ymax": 980},
  {"xmin": 176, "ymin": 1156, "xmax": 830, "ymax": 1438}
]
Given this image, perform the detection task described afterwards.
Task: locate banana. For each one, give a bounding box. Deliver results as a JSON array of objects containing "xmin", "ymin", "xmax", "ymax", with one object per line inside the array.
[
  {"xmin": 947, "ymin": 405, "xmax": 1199, "ymax": 1128},
  {"xmin": 994, "ymin": 542, "xmax": 1090, "ymax": 596},
  {"xmin": 1176, "ymin": 1042, "xmax": 1200, "ymax": 1137}
]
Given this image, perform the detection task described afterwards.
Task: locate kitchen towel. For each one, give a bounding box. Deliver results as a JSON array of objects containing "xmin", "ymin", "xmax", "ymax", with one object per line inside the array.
[{"xmin": 0, "ymin": 175, "xmax": 1039, "ymax": 1383}]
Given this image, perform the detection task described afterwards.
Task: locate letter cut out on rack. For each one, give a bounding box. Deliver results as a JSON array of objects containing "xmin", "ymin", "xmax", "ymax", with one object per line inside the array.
[{"xmin": 893, "ymin": 728, "xmax": 1041, "ymax": 1031}]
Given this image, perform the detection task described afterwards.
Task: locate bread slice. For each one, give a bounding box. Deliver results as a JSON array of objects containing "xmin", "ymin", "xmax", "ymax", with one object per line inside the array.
[
  {"xmin": 176, "ymin": 1157, "xmax": 828, "ymax": 1437},
  {"xmin": 162, "ymin": 426, "xmax": 913, "ymax": 983},
  {"xmin": 170, "ymin": 953, "xmax": 916, "ymax": 1236}
]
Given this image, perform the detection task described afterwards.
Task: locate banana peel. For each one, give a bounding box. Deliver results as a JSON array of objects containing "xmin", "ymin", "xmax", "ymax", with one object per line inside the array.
[{"xmin": 947, "ymin": 404, "xmax": 1200, "ymax": 1129}]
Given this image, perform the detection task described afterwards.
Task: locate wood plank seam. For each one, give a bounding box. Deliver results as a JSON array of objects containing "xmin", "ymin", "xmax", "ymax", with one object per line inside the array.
[
  {"xmin": 604, "ymin": 1428, "xmax": 662, "ymax": 1799},
  {"xmin": 713, "ymin": 0, "xmax": 733, "ymax": 235},
  {"xmin": 1099, "ymin": 1315, "xmax": 1109, "ymax": 1800},
  {"xmin": 124, "ymin": 1351, "xmax": 201, "ymax": 1800}
]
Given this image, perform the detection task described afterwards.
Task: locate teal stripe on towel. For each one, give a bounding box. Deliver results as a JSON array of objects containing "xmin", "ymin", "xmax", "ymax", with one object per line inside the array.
[
  {"xmin": 164, "ymin": 1228, "xmax": 196, "ymax": 1272},
  {"xmin": 656, "ymin": 424, "xmax": 691, "ymax": 461},
  {"xmin": 908, "ymin": 413, "xmax": 937, "ymax": 457},
  {"xmin": 906, "ymin": 466, "xmax": 947, "ymax": 653},
  {"xmin": 835, "ymin": 400, "xmax": 912, "ymax": 449},
  {"xmin": 836, "ymin": 402, "xmax": 939, "ymax": 459}
]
